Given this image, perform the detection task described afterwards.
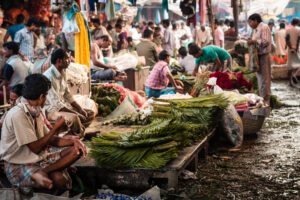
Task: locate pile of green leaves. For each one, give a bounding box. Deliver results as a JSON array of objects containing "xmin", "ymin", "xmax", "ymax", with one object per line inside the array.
[
  {"xmin": 103, "ymin": 112, "xmax": 152, "ymax": 126},
  {"xmin": 92, "ymin": 86, "xmax": 121, "ymax": 117},
  {"xmin": 89, "ymin": 94, "xmax": 229, "ymax": 169}
]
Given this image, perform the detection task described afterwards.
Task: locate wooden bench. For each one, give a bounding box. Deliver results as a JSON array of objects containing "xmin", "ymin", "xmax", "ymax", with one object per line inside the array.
[{"xmin": 75, "ymin": 129, "xmax": 215, "ymax": 189}]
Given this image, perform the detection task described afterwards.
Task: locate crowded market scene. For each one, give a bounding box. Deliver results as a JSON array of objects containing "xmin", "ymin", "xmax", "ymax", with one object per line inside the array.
[{"xmin": 0, "ymin": 0, "xmax": 299, "ymax": 199}]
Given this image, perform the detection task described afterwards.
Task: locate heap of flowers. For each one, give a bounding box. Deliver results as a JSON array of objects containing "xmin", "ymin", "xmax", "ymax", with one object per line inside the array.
[
  {"xmin": 209, "ymin": 72, "xmax": 253, "ymax": 92},
  {"xmin": 271, "ymin": 54, "xmax": 288, "ymax": 65}
]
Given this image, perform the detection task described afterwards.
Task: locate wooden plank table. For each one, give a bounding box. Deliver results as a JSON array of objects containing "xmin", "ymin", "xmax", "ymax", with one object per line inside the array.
[{"xmin": 76, "ymin": 129, "xmax": 215, "ymax": 189}]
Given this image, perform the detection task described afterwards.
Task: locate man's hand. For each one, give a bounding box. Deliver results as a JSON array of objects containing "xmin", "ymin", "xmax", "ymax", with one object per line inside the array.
[
  {"xmin": 192, "ymin": 69, "xmax": 198, "ymax": 76},
  {"xmin": 247, "ymin": 39, "xmax": 256, "ymax": 45},
  {"xmin": 78, "ymin": 108, "xmax": 88, "ymax": 118},
  {"xmin": 73, "ymin": 139, "xmax": 87, "ymax": 158},
  {"xmin": 175, "ymin": 80, "xmax": 184, "ymax": 87},
  {"xmin": 108, "ymin": 65, "xmax": 118, "ymax": 71},
  {"xmin": 175, "ymin": 85, "xmax": 184, "ymax": 93},
  {"xmin": 22, "ymin": 56, "xmax": 29, "ymax": 61},
  {"xmin": 78, "ymin": 113, "xmax": 87, "ymax": 122},
  {"xmin": 53, "ymin": 116, "xmax": 65, "ymax": 131}
]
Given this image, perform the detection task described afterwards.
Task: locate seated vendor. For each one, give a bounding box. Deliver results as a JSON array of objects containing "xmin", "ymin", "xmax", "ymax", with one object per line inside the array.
[
  {"xmin": 0, "ymin": 74, "xmax": 87, "ymax": 190},
  {"xmin": 178, "ymin": 46, "xmax": 195, "ymax": 74},
  {"xmin": 0, "ymin": 42, "xmax": 29, "ymax": 104},
  {"xmin": 0, "ymin": 84, "xmax": 23, "ymax": 138},
  {"xmin": 145, "ymin": 50, "xmax": 183, "ymax": 98},
  {"xmin": 43, "ymin": 49, "xmax": 94, "ymax": 138},
  {"xmin": 91, "ymin": 35, "xmax": 127, "ymax": 82},
  {"xmin": 189, "ymin": 44, "xmax": 232, "ymax": 75}
]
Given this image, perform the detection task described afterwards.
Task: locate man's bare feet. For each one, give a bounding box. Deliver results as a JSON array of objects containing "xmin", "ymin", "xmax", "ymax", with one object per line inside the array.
[{"xmin": 31, "ymin": 169, "xmax": 53, "ymax": 190}]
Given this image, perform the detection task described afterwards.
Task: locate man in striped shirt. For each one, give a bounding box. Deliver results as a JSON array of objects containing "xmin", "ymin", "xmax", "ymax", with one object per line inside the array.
[
  {"xmin": 14, "ymin": 17, "xmax": 39, "ymax": 62},
  {"xmin": 248, "ymin": 13, "xmax": 272, "ymax": 105}
]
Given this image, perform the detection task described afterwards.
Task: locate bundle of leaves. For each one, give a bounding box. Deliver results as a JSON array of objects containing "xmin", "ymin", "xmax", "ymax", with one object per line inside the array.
[
  {"xmin": 89, "ymin": 94, "xmax": 229, "ymax": 169},
  {"xmin": 232, "ymin": 66, "xmax": 258, "ymax": 91},
  {"xmin": 103, "ymin": 112, "xmax": 152, "ymax": 126},
  {"xmin": 174, "ymin": 75, "xmax": 196, "ymax": 93},
  {"xmin": 92, "ymin": 86, "xmax": 121, "ymax": 117},
  {"xmin": 191, "ymin": 71, "xmax": 211, "ymax": 97}
]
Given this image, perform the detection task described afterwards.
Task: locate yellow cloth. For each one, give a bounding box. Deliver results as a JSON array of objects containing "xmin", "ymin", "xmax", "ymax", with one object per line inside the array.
[{"xmin": 75, "ymin": 12, "xmax": 90, "ymax": 69}]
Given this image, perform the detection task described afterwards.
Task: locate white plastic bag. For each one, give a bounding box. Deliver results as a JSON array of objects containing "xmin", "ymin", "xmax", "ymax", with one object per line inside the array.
[
  {"xmin": 74, "ymin": 95, "xmax": 98, "ymax": 116},
  {"xmin": 106, "ymin": 95, "xmax": 137, "ymax": 120},
  {"xmin": 111, "ymin": 53, "xmax": 138, "ymax": 71},
  {"xmin": 62, "ymin": 14, "xmax": 79, "ymax": 34}
]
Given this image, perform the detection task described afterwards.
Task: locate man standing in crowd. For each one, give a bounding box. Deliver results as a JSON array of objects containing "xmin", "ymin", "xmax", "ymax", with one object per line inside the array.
[
  {"xmin": 196, "ymin": 25, "xmax": 211, "ymax": 48},
  {"xmin": 136, "ymin": 29, "xmax": 159, "ymax": 69},
  {"xmin": 115, "ymin": 23, "xmax": 127, "ymax": 52},
  {"xmin": 91, "ymin": 18, "xmax": 109, "ymax": 41},
  {"xmin": 0, "ymin": 9, "xmax": 7, "ymax": 49},
  {"xmin": 14, "ymin": 17, "xmax": 39, "ymax": 62},
  {"xmin": 189, "ymin": 44, "xmax": 232, "ymax": 75},
  {"xmin": 162, "ymin": 20, "xmax": 175, "ymax": 55},
  {"xmin": 248, "ymin": 13, "xmax": 272, "ymax": 105},
  {"xmin": 275, "ymin": 23, "xmax": 287, "ymax": 58},
  {"xmin": 0, "ymin": 74, "xmax": 87, "ymax": 190},
  {"xmin": 214, "ymin": 19, "xmax": 225, "ymax": 48},
  {"xmin": 286, "ymin": 17, "xmax": 300, "ymax": 84},
  {"xmin": 44, "ymin": 49, "xmax": 94, "ymax": 138},
  {"xmin": 4, "ymin": 14, "xmax": 25, "ymax": 42}
]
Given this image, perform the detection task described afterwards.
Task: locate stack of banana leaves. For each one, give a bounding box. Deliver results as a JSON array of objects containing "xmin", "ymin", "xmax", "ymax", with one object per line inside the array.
[
  {"xmin": 103, "ymin": 112, "xmax": 152, "ymax": 126},
  {"xmin": 89, "ymin": 94, "xmax": 229, "ymax": 169},
  {"xmin": 91, "ymin": 86, "xmax": 121, "ymax": 117}
]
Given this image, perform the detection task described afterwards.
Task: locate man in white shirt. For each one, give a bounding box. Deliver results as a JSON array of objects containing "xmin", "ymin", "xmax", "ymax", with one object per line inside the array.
[
  {"xmin": 196, "ymin": 25, "xmax": 211, "ymax": 47},
  {"xmin": 44, "ymin": 49, "xmax": 94, "ymax": 137},
  {"xmin": 178, "ymin": 46, "xmax": 195, "ymax": 74}
]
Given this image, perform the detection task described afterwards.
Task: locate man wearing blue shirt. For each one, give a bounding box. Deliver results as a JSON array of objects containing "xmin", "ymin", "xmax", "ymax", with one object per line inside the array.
[
  {"xmin": 189, "ymin": 44, "xmax": 232, "ymax": 75},
  {"xmin": 4, "ymin": 14, "xmax": 25, "ymax": 42}
]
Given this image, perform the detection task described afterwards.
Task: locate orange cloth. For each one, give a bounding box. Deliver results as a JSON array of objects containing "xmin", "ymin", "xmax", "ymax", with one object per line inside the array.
[{"xmin": 75, "ymin": 12, "xmax": 90, "ymax": 68}]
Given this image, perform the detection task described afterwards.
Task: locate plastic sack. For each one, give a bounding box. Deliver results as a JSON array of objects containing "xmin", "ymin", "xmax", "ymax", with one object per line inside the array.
[
  {"xmin": 62, "ymin": 14, "xmax": 79, "ymax": 34},
  {"xmin": 105, "ymin": 95, "xmax": 137, "ymax": 120},
  {"xmin": 66, "ymin": 62, "xmax": 89, "ymax": 85},
  {"xmin": 244, "ymin": 93, "xmax": 264, "ymax": 105},
  {"xmin": 222, "ymin": 91, "xmax": 249, "ymax": 105},
  {"xmin": 74, "ymin": 95, "xmax": 98, "ymax": 116},
  {"xmin": 111, "ymin": 53, "xmax": 138, "ymax": 71},
  {"xmin": 220, "ymin": 104, "xmax": 244, "ymax": 147}
]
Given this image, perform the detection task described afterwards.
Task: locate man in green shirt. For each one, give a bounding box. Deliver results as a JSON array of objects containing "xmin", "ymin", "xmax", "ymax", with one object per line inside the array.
[{"xmin": 189, "ymin": 44, "xmax": 232, "ymax": 75}]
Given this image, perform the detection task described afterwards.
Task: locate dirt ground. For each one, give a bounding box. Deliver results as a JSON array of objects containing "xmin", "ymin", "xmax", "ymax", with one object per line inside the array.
[{"xmin": 175, "ymin": 81, "xmax": 300, "ymax": 200}]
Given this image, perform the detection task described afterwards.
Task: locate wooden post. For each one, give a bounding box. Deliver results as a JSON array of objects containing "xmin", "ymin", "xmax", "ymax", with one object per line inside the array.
[
  {"xmin": 207, "ymin": 0, "xmax": 214, "ymax": 43},
  {"xmin": 232, "ymin": 0, "xmax": 239, "ymax": 38}
]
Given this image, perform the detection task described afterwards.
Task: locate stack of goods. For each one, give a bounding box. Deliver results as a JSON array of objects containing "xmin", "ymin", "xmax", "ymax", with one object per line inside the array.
[
  {"xmin": 191, "ymin": 72, "xmax": 211, "ymax": 97},
  {"xmin": 91, "ymin": 86, "xmax": 121, "ymax": 117},
  {"xmin": 103, "ymin": 112, "xmax": 152, "ymax": 126},
  {"xmin": 89, "ymin": 94, "xmax": 229, "ymax": 169}
]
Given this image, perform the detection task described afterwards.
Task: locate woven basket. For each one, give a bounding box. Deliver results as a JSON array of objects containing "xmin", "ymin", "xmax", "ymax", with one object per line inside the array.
[{"xmin": 242, "ymin": 116, "xmax": 266, "ymax": 135}]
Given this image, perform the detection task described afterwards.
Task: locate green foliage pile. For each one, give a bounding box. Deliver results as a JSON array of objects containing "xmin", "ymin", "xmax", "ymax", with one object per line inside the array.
[
  {"xmin": 92, "ymin": 86, "xmax": 121, "ymax": 117},
  {"xmin": 89, "ymin": 94, "xmax": 229, "ymax": 169},
  {"xmin": 232, "ymin": 66, "xmax": 258, "ymax": 91},
  {"xmin": 103, "ymin": 112, "xmax": 152, "ymax": 126}
]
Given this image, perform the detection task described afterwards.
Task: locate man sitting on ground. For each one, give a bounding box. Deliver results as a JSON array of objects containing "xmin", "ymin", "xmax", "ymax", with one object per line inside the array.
[
  {"xmin": 0, "ymin": 74, "xmax": 87, "ymax": 190},
  {"xmin": 189, "ymin": 44, "xmax": 232, "ymax": 75},
  {"xmin": 145, "ymin": 50, "xmax": 183, "ymax": 98},
  {"xmin": 44, "ymin": 49, "xmax": 94, "ymax": 138},
  {"xmin": 0, "ymin": 42, "xmax": 29, "ymax": 104},
  {"xmin": 91, "ymin": 35, "xmax": 127, "ymax": 81}
]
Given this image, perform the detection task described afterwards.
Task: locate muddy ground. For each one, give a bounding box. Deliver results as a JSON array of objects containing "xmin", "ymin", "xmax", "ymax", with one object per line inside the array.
[{"xmin": 174, "ymin": 81, "xmax": 300, "ymax": 200}]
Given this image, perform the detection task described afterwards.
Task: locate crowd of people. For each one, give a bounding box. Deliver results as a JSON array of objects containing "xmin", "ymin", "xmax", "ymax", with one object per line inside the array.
[{"xmin": 0, "ymin": 5, "xmax": 299, "ymax": 191}]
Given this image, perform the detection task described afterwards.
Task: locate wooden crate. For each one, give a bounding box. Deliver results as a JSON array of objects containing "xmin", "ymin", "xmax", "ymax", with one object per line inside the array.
[
  {"xmin": 75, "ymin": 129, "xmax": 215, "ymax": 189},
  {"xmin": 271, "ymin": 64, "xmax": 292, "ymax": 80},
  {"xmin": 122, "ymin": 67, "xmax": 150, "ymax": 91}
]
